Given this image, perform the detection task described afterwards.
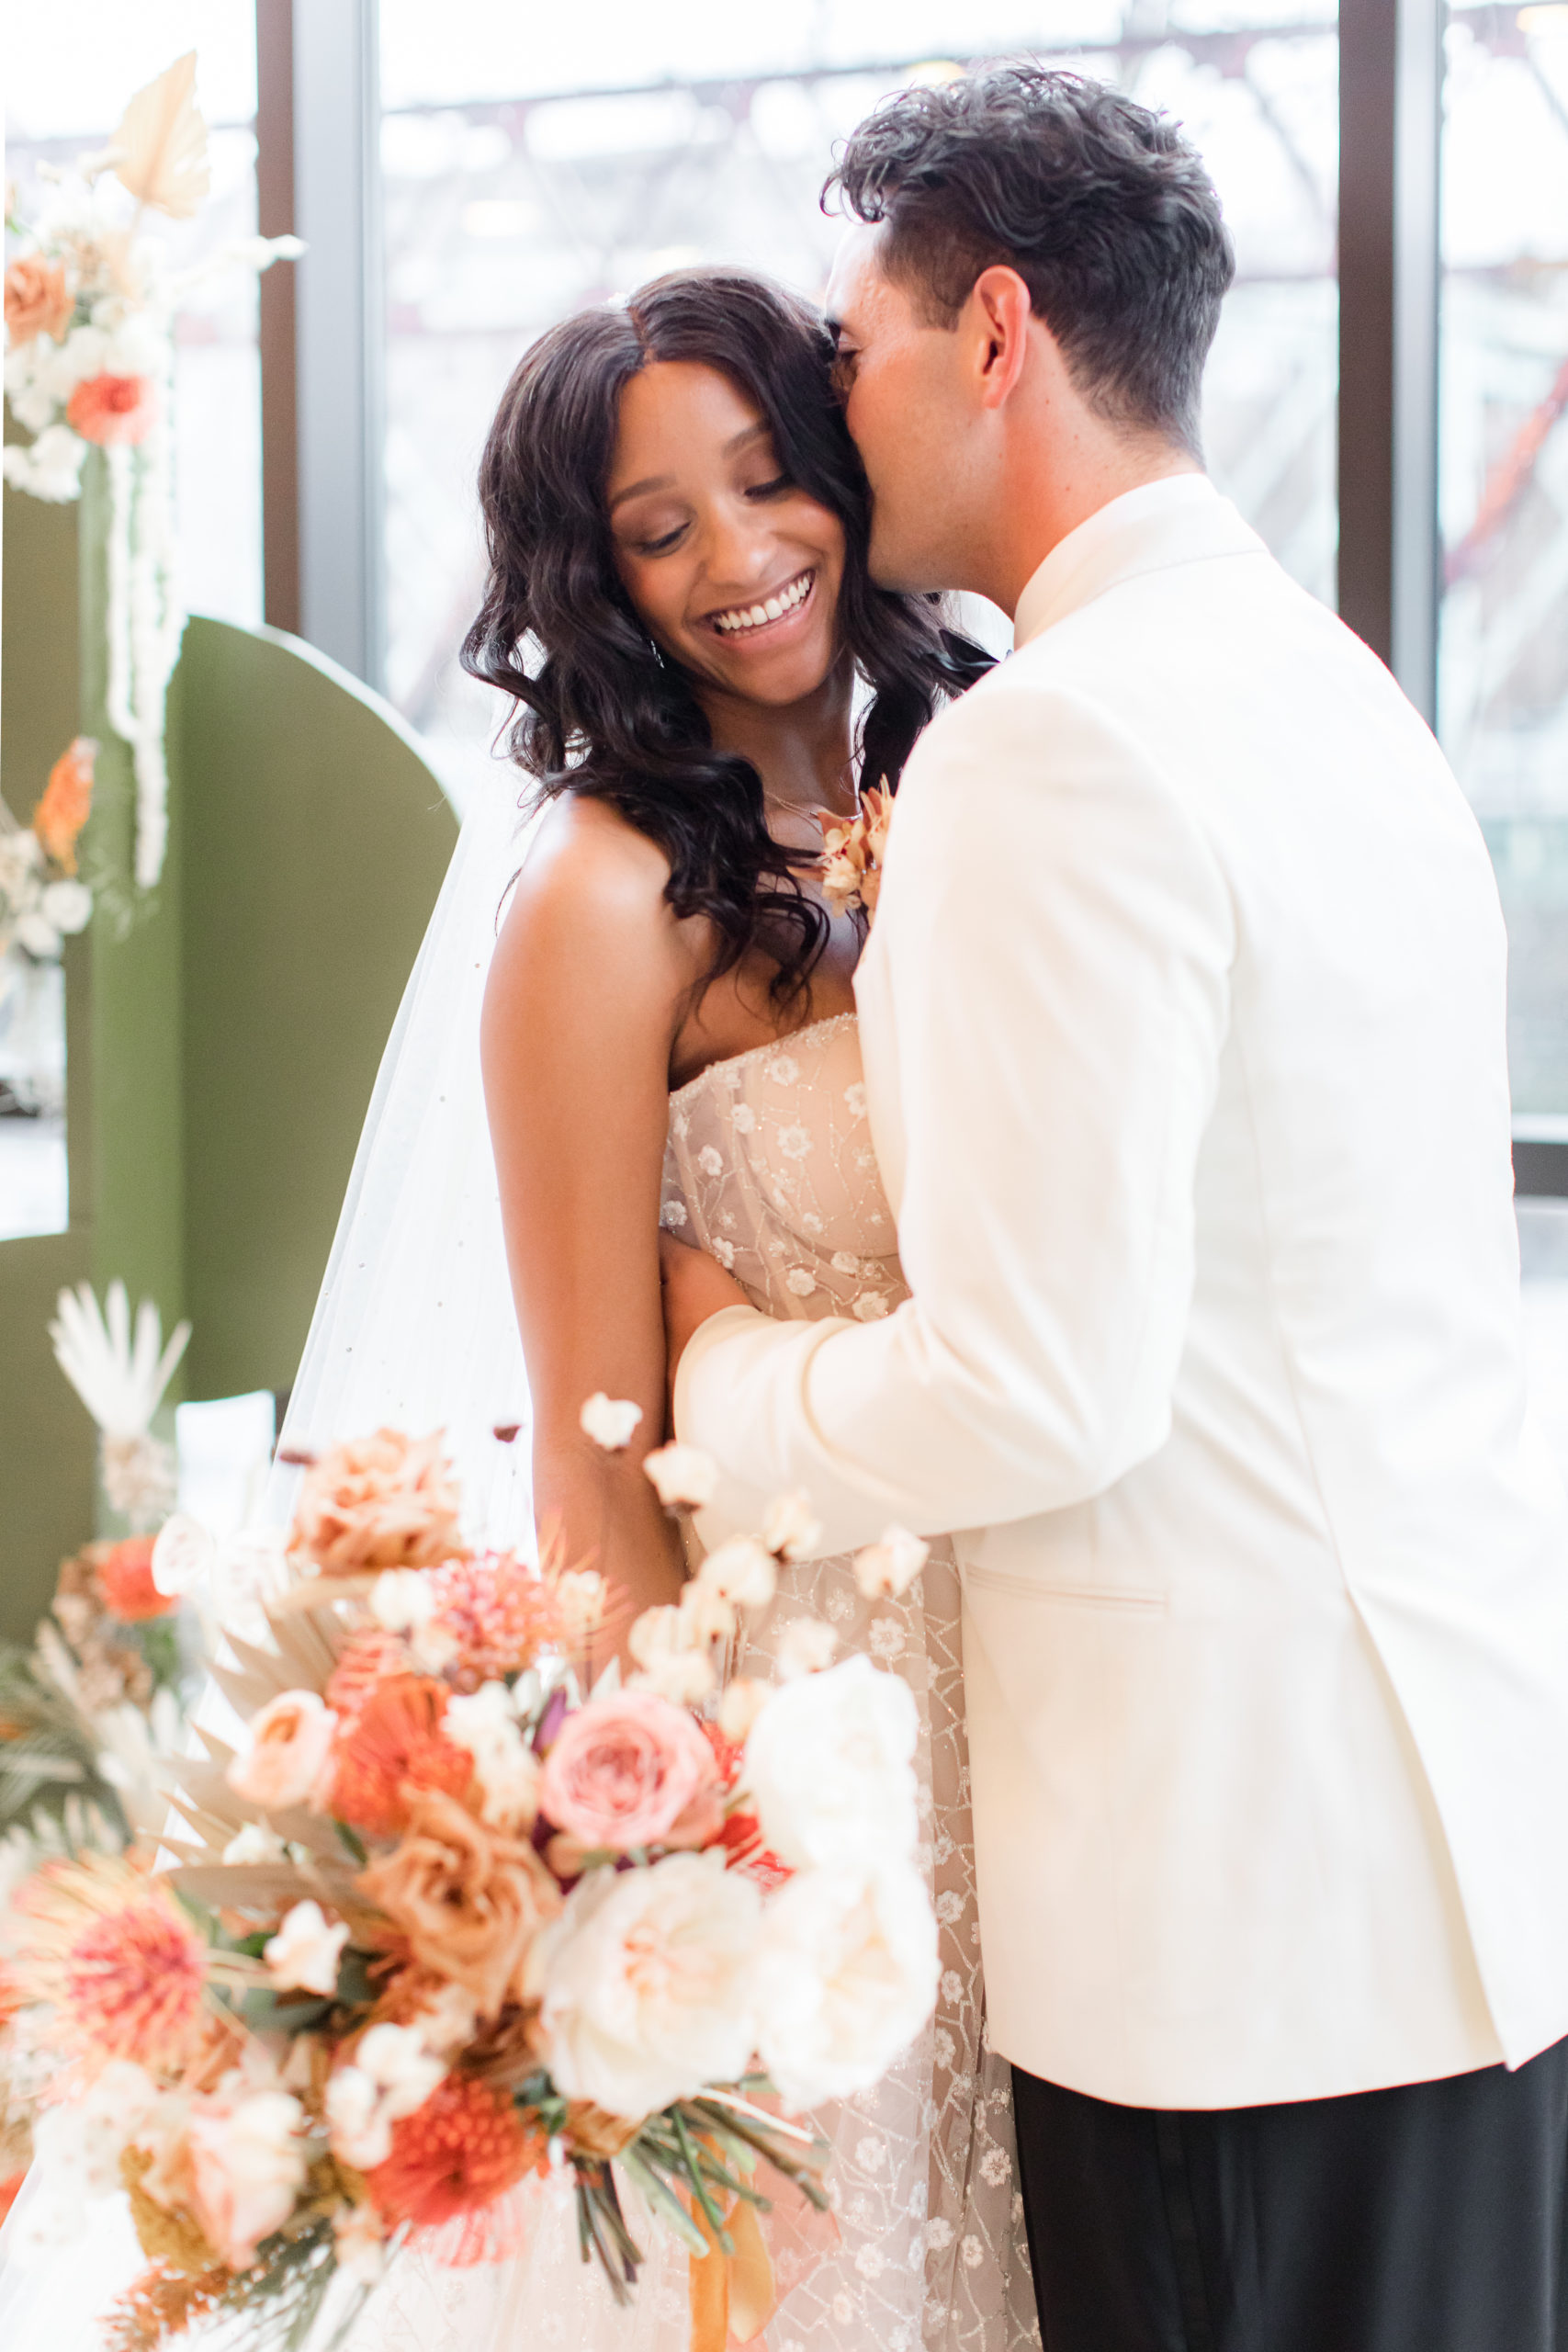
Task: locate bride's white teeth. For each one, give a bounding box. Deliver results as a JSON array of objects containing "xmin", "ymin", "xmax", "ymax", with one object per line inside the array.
[{"xmin": 712, "ymin": 570, "xmax": 813, "ymax": 635}]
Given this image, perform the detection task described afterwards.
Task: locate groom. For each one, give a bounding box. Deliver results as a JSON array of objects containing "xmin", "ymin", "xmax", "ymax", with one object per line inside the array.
[{"xmin": 663, "ymin": 65, "xmax": 1568, "ymax": 2352}]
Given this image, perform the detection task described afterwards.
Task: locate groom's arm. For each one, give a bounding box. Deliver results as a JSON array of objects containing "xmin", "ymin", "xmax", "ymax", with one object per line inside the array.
[{"xmin": 673, "ymin": 675, "xmax": 1235, "ymax": 1552}]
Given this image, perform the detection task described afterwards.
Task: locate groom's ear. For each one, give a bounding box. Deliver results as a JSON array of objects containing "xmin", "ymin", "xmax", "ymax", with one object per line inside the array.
[{"xmin": 969, "ymin": 266, "xmax": 1034, "ymax": 412}]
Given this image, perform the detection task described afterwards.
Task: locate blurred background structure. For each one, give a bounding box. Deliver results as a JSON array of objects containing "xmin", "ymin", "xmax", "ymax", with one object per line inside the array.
[{"xmin": 7, "ymin": 0, "xmax": 1568, "ymax": 1601}]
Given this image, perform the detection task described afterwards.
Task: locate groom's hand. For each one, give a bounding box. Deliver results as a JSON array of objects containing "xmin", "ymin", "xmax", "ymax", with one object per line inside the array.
[{"xmin": 660, "ymin": 1229, "xmax": 750, "ymax": 1427}]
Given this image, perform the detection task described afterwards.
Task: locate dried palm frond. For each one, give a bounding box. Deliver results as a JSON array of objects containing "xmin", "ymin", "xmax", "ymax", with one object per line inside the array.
[
  {"xmin": 50, "ymin": 1281, "xmax": 190, "ymax": 1440},
  {"xmin": 105, "ymin": 53, "xmax": 210, "ymax": 220}
]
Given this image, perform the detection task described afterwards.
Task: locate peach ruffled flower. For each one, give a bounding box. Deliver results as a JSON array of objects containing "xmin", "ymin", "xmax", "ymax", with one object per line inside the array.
[
  {"xmin": 32, "ymin": 736, "xmax": 96, "ymax": 875},
  {"xmin": 228, "ymin": 1689, "xmax": 339, "ymax": 1814},
  {"xmin": 329, "ymin": 1675, "xmax": 472, "ymax": 1841},
  {"xmin": 11, "ymin": 1853, "xmax": 208, "ymax": 2072},
  {"xmin": 367, "ymin": 2070, "xmax": 546, "ymax": 2232},
  {"xmin": 95, "ymin": 1534, "xmax": 175, "ymax": 1623},
  {"xmin": 818, "ymin": 785, "xmax": 892, "ymax": 919},
  {"xmin": 4, "ymin": 255, "xmax": 73, "ymax": 346},
  {"xmin": 291, "ymin": 1429, "xmax": 462, "ymax": 1576},
  {"xmin": 324, "ymin": 1626, "xmax": 409, "ymax": 1730},
  {"xmin": 184, "ymin": 2085, "xmax": 308, "ymax": 2270},
  {"xmin": 65, "ymin": 371, "xmax": 156, "ymax": 447},
  {"xmin": 358, "ymin": 1788, "xmax": 562, "ymax": 2018},
  {"xmin": 538, "ymin": 1687, "xmax": 724, "ymax": 1855}
]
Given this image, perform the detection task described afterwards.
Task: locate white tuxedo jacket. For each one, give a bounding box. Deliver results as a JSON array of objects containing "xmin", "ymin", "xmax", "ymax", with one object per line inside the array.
[{"xmin": 677, "ymin": 474, "xmax": 1568, "ymax": 2109}]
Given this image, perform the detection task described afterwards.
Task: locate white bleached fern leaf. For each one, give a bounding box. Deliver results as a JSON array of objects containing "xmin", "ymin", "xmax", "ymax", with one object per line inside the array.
[{"xmin": 50, "ymin": 1279, "xmax": 190, "ymax": 1438}]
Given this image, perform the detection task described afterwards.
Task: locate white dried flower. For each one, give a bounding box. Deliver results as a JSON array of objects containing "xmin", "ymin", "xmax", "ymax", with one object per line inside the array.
[
  {"xmin": 627, "ymin": 1601, "xmax": 716, "ymax": 1704},
  {"xmin": 580, "ymin": 1393, "xmax": 645, "ymax": 1452},
  {"xmin": 444, "ymin": 1681, "xmax": 541, "ymax": 1833},
  {"xmin": 774, "ymin": 1617, "xmax": 838, "ymax": 1680},
  {"xmin": 222, "ymin": 1822, "xmax": 287, "ymax": 1866},
  {"xmin": 695, "ymin": 1537, "xmax": 777, "ymax": 1612},
  {"xmin": 99, "ymin": 1431, "xmax": 179, "ymax": 1530},
  {"xmin": 761, "ymin": 1489, "xmax": 824, "ymax": 1561},
  {"xmin": 333, "ymin": 2201, "xmax": 388, "ymax": 2287},
  {"xmin": 325, "ymin": 2025, "xmax": 445, "ymax": 2171},
  {"xmin": 553, "ymin": 1566, "xmax": 609, "ymax": 1647},
  {"xmin": 264, "ymin": 1900, "xmax": 349, "ymax": 1997},
  {"xmin": 642, "ymin": 1442, "xmax": 719, "ymax": 1510},
  {"xmin": 717, "ymin": 1677, "xmax": 767, "ymax": 1743},
  {"xmin": 852, "ymin": 1525, "xmax": 930, "ymax": 1601},
  {"xmin": 39, "ymin": 878, "xmax": 91, "ymax": 934},
  {"xmin": 680, "ymin": 1577, "xmax": 738, "ymax": 1647},
  {"xmin": 369, "ymin": 1567, "xmax": 437, "ymax": 1632}
]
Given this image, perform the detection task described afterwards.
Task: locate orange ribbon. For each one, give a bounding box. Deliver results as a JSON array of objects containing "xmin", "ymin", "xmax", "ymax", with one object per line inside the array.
[{"xmin": 687, "ymin": 2185, "xmax": 777, "ymax": 2352}]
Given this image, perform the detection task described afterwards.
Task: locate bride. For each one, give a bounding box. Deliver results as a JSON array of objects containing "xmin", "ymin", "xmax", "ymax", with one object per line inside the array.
[
  {"xmin": 466, "ymin": 266, "xmax": 1037, "ymax": 2352},
  {"xmin": 0, "ymin": 266, "xmax": 1038, "ymax": 2352}
]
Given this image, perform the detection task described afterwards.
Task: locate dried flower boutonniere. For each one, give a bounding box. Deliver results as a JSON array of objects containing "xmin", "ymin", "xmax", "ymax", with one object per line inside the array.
[{"xmin": 818, "ymin": 785, "xmax": 892, "ymax": 921}]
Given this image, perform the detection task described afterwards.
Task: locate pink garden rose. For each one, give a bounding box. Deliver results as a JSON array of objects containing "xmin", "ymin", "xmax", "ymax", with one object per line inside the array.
[{"xmin": 539, "ymin": 1689, "xmax": 723, "ymax": 1854}]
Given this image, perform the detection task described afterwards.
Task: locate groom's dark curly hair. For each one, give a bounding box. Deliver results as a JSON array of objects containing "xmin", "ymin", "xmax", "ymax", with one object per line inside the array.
[{"xmin": 827, "ymin": 65, "xmax": 1234, "ymax": 460}]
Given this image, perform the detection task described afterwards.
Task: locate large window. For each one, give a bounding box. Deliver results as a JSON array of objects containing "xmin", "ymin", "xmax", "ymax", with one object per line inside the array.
[
  {"xmin": 377, "ymin": 1, "xmax": 1339, "ymax": 797},
  {"xmin": 1439, "ymin": 4, "xmax": 1568, "ymax": 1128}
]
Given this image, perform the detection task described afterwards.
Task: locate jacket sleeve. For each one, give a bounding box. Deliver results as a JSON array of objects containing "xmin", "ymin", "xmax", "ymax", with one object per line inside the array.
[{"xmin": 674, "ymin": 674, "xmax": 1235, "ymax": 1555}]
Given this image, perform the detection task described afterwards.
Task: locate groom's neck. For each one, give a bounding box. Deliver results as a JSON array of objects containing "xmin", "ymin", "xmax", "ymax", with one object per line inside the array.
[{"xmin": 983, "ymin": 432, "xmax": 1203, "ymax": 619}]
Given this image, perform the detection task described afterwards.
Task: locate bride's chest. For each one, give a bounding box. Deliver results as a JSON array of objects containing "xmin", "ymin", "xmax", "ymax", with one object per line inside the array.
[{"xmin": 660, "ymin": 1014, "xmax": 905, "ymax": 1324}]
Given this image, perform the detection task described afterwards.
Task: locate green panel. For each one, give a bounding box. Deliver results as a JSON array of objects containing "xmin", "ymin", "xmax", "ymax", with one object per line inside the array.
[
  {"xmin": 176, "ymin": 616, "xmax": 457, "ymax": 1400},
  {"xmin": 0, "ymin": 483, "xmax": 93, "ymax": 1632}
]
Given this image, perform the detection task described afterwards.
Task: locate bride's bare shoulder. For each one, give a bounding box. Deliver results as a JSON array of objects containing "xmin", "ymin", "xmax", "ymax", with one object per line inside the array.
[{"xmin": 487, "ymin": 791, "xmax": 693, "ymax": 1032}]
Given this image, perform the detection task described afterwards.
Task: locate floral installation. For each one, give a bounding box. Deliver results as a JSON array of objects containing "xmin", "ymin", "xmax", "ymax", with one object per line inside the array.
[
  {"xmin": 3, "ymin": 54, "xmax": 301, "ymax": 890},
  {"xmin": 817, "ymin": 785, "xmax": 892, "ymax": 921},
  {"xmin": 0, "ymin": 1414, "xmax": 939, "ymax": 2352}
]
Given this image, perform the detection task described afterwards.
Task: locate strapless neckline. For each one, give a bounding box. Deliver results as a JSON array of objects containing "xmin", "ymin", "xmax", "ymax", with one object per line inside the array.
[{"xmin": 667, "ymin": 1010, "xmax": 860, "ymax": 1112}]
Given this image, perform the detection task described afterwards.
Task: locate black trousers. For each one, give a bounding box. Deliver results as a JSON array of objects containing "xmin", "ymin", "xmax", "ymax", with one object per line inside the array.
[{"xmin": 1012, "ymin": 2038, "xmax": 1568, "ymax": 2352}]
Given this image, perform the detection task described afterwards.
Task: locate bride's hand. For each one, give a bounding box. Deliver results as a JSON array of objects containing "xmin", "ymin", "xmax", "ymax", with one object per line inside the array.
[{"xmin": 660, "ymin": 1229, "xmax": 750, "ymax": 1420}]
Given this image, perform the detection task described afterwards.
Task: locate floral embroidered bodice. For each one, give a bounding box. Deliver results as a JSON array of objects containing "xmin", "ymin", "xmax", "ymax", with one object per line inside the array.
[{"xmin": 660, "ymin": 1012, "xmax": 906, "ymax": 1329}]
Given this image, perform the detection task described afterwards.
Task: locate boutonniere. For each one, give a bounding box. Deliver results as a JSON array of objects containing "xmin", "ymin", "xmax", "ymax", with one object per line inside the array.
[{"xmin": 817, "ymin": 786, "xmax": 892, "ymax": 921}]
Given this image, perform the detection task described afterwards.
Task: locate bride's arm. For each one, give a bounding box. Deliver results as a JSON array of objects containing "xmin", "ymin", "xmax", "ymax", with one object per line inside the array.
[{"xmin": 481, "ymin": 799, "xmax": 692, "ymax": 1637}]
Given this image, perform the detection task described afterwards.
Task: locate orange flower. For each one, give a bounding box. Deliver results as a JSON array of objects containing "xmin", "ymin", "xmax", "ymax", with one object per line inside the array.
[
  {"xmin": 367, "ymin": 2072, "xmax": 546, "ymax": 2231},
  {"xmin": 4, "ymin": 255, "xmax": 73, "ymax": 345},
  {"xmin": 65, "ymin": 372, "xmax": 156, "ymax": 448},
  {"xmin": 292, "ymin": 1430, "xmax": 462, "ymax": 1576},
  {"xmin": 325, "ymin": 1627, "xmax": 409, "ymax": 1729},
  {"xmin": 32, "ymin": 737, "xmax": 96, "ymax": 875},
  {"xmin": 329, "ymin": 1675, "xmax": 472, "ymax": 1841},
  {"xmin": 95, "ymin": 1535, "xmax": 175, "ymax": 1623},
  {"xmin": 358, "ymin": 1789, "xmax": 561, "ymax": 2018},
  {"xmin": 12, "ymin": 1853, "xmax": 208, "ymax": 2072}
]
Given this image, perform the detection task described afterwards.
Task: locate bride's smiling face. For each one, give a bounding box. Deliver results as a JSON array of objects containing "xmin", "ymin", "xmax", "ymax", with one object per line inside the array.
[{"xmin": 606, "ymin": 359, "xmax": 847, "ymax": 709}]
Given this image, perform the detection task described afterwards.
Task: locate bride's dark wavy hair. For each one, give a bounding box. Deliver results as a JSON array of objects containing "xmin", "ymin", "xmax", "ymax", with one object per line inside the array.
[{"xmin": 462, "ymin": 266, "xmax": 990, "ymax": 1004}]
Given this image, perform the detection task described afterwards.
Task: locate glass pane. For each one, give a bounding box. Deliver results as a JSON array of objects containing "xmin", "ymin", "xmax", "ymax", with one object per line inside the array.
[
  {"xmin": 0, "ymin": 954, "xmax": 68, "ymax": 1242},
  {"xmin": 1438, "ymin": 6, "xmax": 1568, "ymax": 1123},
  {"xmin": 378, "ymin": 3, "xmax": 1340, "ymax": 796}
]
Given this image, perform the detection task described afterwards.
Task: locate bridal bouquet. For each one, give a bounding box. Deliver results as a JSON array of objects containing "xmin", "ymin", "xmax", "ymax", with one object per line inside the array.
[{"xmin": 0, "ymin": 1415, "xmax": 938, "ymax": 2350}]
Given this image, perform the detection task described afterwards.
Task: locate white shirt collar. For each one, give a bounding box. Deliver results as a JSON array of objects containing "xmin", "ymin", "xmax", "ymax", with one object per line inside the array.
[{"xmin": 1011, "ymin": 473, "xmax": 1264, "ymax": 651}]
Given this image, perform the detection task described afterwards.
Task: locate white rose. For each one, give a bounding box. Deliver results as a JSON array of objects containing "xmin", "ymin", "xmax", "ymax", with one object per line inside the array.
[
  {"xmin": 580, "ymin": 1392, "xmax": 644, "ymax": 1452},
  {"xmin": 852, "ymin": 1524, "xmax": 930, "ymax": 1601},
  {"xmin": 773, "ymin": 1617, "xmax": 838, "ymax": 1680},
  {"xmin": 526, "ymin": 1853, "xmax": 761, "ymax": 2120},
  {"xmin": 744, "ymin": 1653, "xmax": 918, "ymax": 1871},
  {"xmin": 642, "ymin": 1442, "xmax": 719, "ymax": 1510},
  {"xmin": 695, "ymin": 1537, "xmax": 777, "ymax": 1612},
  {"xmin": 265, "ymin": 1899, "xmax": 349, "ymax": 1996},
  {"xmin": 152, "ymin": 1511, "xmax": 216, "ymax": 1597},
  {"xmin": 755, "ymin": 1860, "xmax": 939, "ymax": 2110},
  {"xmin": 761, "ymin": 1489, "xmax": 824, "ymax": 1561},
  {"xmin": 445, "ymin": 1682, "xmax": 541, "ymax": 1832},
  {"xmin": 39, "ymin": 878, "xmax": 91, "ymax": 934}
]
